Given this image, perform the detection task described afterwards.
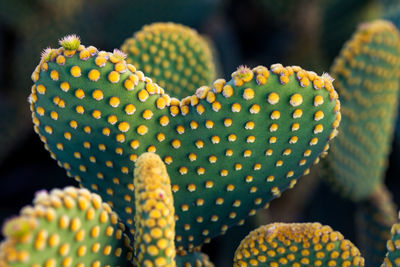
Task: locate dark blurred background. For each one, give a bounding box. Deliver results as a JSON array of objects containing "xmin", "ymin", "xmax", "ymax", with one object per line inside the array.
[{"xmin": 0, "ymin": 0, "xmax": 399, "ymax": 266}]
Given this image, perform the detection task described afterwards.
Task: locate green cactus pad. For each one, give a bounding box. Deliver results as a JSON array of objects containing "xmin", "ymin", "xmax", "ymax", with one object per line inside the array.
[
  {"xmin": 233, "ymin": 222, "xmax": 365, "ymax": 267},
  {"xmin": 30, "ymin": 38, "xmax": 340, "ymax": 250},
  {"xmin": 121, "ymin": 22, "xmax": 216, "ymax": 98},
  {"xmin": 382, "ymin": 213, "xmax": 400, "ymax": 267},
  {"xmin": 356, "ymin": 184, "xmax": 397, "ymax": 267},
  {"xmin": 325, "ymin": 20, "xmax": 400, "ymax": 200},
  {"xmin": 134, "ymin": 152, "xmax": 176, "ymax": 267},
  {"xmin": 0, "ymin": 187, "xmax": 133, "ymax": 267}
]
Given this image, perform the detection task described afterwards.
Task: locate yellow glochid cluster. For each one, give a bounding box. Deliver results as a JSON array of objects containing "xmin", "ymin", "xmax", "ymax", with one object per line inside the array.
[{"xmin": 233, "ymin": 223, "xmax": 365, "ymax": 267}]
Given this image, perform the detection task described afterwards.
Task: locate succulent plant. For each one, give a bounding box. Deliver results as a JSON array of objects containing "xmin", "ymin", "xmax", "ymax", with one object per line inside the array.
[
  {"xmin": 28, "ymin": 34, "xmax": 340, "ymax": 253},
  {"xmin": 0, "ymin": 153, "xmax": 216, "ymax": 267},
  {"xmin": 0, "ymin": 187, "xmax": 133, "ymax": 267},
  {"xmin": 324, "ymin": 20, "xmax": 400, "ymax": 201},
  {"xmin": 7, "ymin": 153, "xmax": 396, "ymax": 267},
  {"xmin": 121, "ymin": 22, "xmax": 216, "ymax": 98},
  {"xmin": 1, "ymin": 1, "xmax": 399, "ymax": 266}
]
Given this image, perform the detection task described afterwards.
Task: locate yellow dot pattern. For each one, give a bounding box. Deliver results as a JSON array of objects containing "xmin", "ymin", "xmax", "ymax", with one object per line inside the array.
[
  {"xmin": 121, "ymin": 22, "xmax": 216, "ymax": 98},
  {"xmin": 233, "ymin": 223, "xmax": 365, "ymax": 267},
  {"xmin": 326, "ymin": 20, "xmax": 400, "ymax": 200},
  {"xmin": 30, "ymin": 38, "xmax": 340, "ymax": 251},
  {"xmin": 0, "ymin": 187, "xmax": 133, "ymax": 267},
  {"xmin": 133, "ymin": 153, "xmax": 176, "ymax": 267}
]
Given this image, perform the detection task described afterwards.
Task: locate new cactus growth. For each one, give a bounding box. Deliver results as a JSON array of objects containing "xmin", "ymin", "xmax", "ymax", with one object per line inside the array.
[
  {"xmin": 133, "ymin": 152, "xmax": 176, "ymax": 266},
  {"xmin": 28, "ymin": 34, "xmax": 341, "ymax": 251},
  {"xmin": 325, "ymin": 20, "xmax": 400, "ymax": 200},
  {"xmin": 121, "ymin": 22, "xmax": 216, "ymax": 97},
  {"xmin": 0, "ymin": 187, "xmax": 133, "ymax": 267}
]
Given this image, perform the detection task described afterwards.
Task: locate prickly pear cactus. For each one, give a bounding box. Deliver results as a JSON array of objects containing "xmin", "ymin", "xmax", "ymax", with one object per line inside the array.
[
  {"xmin": 325, "ymin": 20, "xmax": 400, "ymax": 200},
  {"xmin": 121, "ymin": 22, "xmax": 216, "ymax": 98},
  {"xmin": 29, "ymin": 35, "xmax": 340, "ymax": 250},
  {"xmin": 0, "ymin": 187, "xmax": 133, "ymax": 267},
  {"xmin": 0, "ymin": 152, "xmax": 217, "ymax": 267},
  {"xmin": 233, "ymin": 222, "xmax": 365, "ymax": 267}
]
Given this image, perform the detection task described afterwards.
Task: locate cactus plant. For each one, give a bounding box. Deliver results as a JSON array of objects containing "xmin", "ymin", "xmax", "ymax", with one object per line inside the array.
[
  {"xmin": 0, "ymin": 187, "xmax": 133, "ymax": 267},
  {"xmin": 28, "ymin": 34, "xmax": 340, "ymax": 251},
  {"xmin": 2, "ymin": 1, "xmax": 400, "ymax": 266},
  {"xmin": 11, "ymin": 153, "xmax": 400, "ymax": 267},
  {"xmin": 324, "ymin": 20, "xmax": 400, "ymax": 201},
  {"xmin": 0, "ymin": 153, "xmax": 216, "ymax": 267},
  {"xmin": 121, "ymin": 22, "xmax": 217, "ymax": 98}
]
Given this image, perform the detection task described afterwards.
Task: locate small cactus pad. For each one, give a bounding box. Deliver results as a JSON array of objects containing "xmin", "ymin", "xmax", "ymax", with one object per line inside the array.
[
  {"xmin": 0, "ymin": 187, "xmax": 133, "ymax": 267},
  {"xmin": 134, "ymin": 153, "xmax": 176, "ymax": 266},
  {"xmin": 30, "ymin": 38, "xmax": 340, "ymax": 250},
  {"xmin": 356, "ymin": 184, "xmax": 397, "ymax": 267},
  {"xmin": 121, "ymin": 22, "xmax": 216, "ymax": 97},
  {"xmin": 381, "ymin": 213, "xmax": 400, "ymax": 267},
  {"xmin": 175, "ymin": 250, "xmax": 214, "ymax": 267},
  {"xmin": 233, "ymin": 222, "xmax": 365, "ymax": 267},
  {"xmin": 326, "ymin": 20, "xmax": 400, "ymax": 200}
]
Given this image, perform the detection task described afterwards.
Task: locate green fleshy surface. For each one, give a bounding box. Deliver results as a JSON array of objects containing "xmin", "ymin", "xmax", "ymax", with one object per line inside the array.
[
  {"xmin": 0, "ymin": 187, "xmax": 133, "ymax": 267},
  {"xmin": 326, "ymin": 20, "xmax": 400, "ymax": 200},
  {"xmin": 31, "ymin": 47, "xmax": 338, "ymax": 250}
]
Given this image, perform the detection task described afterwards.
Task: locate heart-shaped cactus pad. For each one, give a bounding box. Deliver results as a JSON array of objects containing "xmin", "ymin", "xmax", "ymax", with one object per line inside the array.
[{"xmin": 30, "ymin": 37, "xmax": 340, "ymax": 251}]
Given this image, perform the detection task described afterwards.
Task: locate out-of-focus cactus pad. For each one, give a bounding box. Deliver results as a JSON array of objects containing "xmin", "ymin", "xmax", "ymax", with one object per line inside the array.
[
  {"xmin": 121, "ymin": 22, "xmax": 216, "ymax": 98},
  {"xmin": 0, "ymin": 187, "xmax": 133, "ymax": 267},
  {"xmin": 326, "ymin": 20, "xmax": 400, "ymax": 200}
]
